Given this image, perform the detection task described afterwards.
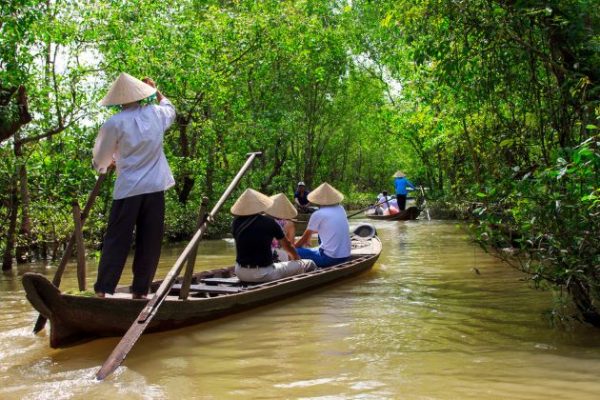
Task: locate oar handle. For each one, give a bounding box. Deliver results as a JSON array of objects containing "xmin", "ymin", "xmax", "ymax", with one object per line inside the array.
[{"xmin": 207, "ymin": 152, "xmax": 262, "ymax": 218}]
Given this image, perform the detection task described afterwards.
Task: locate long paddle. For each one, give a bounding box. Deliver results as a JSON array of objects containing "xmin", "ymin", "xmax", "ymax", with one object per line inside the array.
[
  {"xmin": 33, "ymin": 172, "xmax": 109, "ymax": 334},
  {"xmin": 95, "ymin": 151, "xmax": 262, "ymax": 381},
  {"xmin": 347, "ymin": 198, "xmax": 390, "ymax": 219}
]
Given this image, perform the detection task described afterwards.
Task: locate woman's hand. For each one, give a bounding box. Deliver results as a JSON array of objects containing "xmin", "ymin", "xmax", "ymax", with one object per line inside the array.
[
  {"xmin": 142, "ymin": 77, "xmax": 156, "ymax": 88},
  {"xmin": 142, "ymin": 77, "xmax": 165, "ymax": 103}
]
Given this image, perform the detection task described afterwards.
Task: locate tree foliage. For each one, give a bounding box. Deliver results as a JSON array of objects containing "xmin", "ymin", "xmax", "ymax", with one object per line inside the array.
[{"xmin": 1, "ymin": 0, "xmax": 598, "ymax": 325}]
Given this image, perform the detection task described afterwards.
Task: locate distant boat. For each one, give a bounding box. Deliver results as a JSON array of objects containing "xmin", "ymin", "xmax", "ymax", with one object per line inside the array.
[
  {"xmin": 292, "ymin": 212, "xmax": 310, "ymax": 235},
  {"xmin": 366, "ymin": 206, "xmax": 420, "ymax": 221},
  {"xmin": 23, "ymin": 235, "xmax": 382, "ymax": 348}
]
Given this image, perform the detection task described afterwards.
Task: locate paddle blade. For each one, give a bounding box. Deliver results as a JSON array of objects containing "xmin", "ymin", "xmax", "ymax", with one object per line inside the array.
[{"xmin": 95, "ymin": 319, "xmax": 147, "ymax": 380}]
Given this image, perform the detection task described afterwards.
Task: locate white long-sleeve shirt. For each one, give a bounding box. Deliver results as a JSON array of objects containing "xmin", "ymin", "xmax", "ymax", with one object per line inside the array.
[{"xmin": 92, "ymin": 98, "xmax": 176, "ymax": 199}]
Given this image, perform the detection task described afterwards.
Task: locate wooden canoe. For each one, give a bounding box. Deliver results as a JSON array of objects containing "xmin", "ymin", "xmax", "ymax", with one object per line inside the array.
[
  {"xmin": 23, "ymin": 236, "xmax": 381, "ymax": 348},
  {"xmin": 366, "ymin": 206, "xmax": 420, "ymax": 221},
  {"xmin": 292, "ymin": 212, "xmax": 310, "ymax": 235}
]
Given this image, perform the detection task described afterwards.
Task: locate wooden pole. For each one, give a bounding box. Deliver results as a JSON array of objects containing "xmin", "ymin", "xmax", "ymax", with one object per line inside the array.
[
  {"xmin": 72, "ymin": 201, "xmax": 86, "ymax": 291},
  {"xmin": 179, "ymin": 196, "xmax": 209, "ymax": 300},
  {"xmin": 33, "ymin": 173, "xmax": 108, "ymax": 333},
  {"xmin": 95, "ymin": 151, "xmax": 262, "ymax": 381},
  {"xmin": 347, "ymin": 198, "xmax": 390, "ymax": 219}
]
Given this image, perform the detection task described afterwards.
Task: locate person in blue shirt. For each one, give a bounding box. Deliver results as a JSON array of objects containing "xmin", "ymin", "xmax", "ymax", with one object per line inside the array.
[{"xmin": 393, "ymin": 171, "xmax": 415, "ymax": 211}]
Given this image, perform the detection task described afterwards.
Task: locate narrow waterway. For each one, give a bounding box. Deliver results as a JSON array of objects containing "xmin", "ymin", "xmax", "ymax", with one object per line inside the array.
[{"xmin": 1, "ymin": 220, "xmax": 599, "ymax": 399}]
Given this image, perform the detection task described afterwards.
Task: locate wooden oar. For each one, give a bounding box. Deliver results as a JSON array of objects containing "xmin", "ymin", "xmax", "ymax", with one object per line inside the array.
[
  {"xmin": 347, "ymin": 198, "xmax": 390, "ymax": 219},
  {"xmin": 95, "ymin": 151, "xmax": 262, "ymax": 381},
  {"xmin": 33, "ymin": 172, "xmax": 109, "ymax": 334}
]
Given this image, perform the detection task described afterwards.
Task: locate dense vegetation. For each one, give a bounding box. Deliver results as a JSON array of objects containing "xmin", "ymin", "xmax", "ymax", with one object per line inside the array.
[{"xmin": 1, "ymin": 1, "xmax": 598, "ymax": 325}]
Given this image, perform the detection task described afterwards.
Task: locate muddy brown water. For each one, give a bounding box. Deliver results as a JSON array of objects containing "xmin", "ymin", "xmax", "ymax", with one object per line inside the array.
[{"xmin": 1, "ymin": 220, "xmax": 599, "ymax": 399}]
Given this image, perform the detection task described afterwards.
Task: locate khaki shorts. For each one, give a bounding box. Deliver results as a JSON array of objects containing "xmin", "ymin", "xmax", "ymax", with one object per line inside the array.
[{"xmin": 235, "ymin": 259, "xmax": 316, "ymax": 283}]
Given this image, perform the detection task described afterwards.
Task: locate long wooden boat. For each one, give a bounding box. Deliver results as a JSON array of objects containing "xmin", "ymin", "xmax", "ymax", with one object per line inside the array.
[
  {"xmin": 292, "ymin": 212, "xmax": 310, "ymax": 235},
  {"xmin": 366, "ymin": 206, "xmax": 420, "ymax": 221},
  {"xmin": 23, "ymin": 235, "xmax": 381, "ymax": 348}
]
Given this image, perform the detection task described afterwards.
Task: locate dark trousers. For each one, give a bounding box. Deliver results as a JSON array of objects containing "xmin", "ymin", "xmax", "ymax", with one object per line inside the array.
[
  {"xmin": 94, "ymin": 191, "xmax": 165, "ymax": 295},
  {"xmin": 396, "ymin": 194, "xmax": 407, "ymax": 211}
]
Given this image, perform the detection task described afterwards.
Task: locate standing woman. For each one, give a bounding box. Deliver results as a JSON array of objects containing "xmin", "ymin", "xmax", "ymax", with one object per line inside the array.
[
  {"xmin": 92, "ymin": 73, "xmax": 176, "ymax": 299},
  {"xmin": 393, "ymin": 171, "xmax": 415, "ymax": 211}
]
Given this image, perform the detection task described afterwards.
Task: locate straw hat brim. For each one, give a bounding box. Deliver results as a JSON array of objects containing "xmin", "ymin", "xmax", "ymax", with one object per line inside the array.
[
  {"xmin": 266, "ymin": 194, "xmax": 298, "ymax": 220},
  {"xmin": 393, "ymin": 171, "xmax": 406, "ymax": 178},
  {"xmin": 307, "ymin": 182, "xmax": 344, "ymax": 205},
  {"xmin": 231, "ymin": 189, "xmax": 273, "ymax": 216},
  {"xmin": 99, "ymin": 72, "xmax": 157, "ymax": 106}
]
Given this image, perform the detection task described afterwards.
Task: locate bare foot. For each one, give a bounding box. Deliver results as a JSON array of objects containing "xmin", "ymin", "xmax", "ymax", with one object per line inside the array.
[
  {"xmin": 132, "ymin": 293, "xmax": 147, "ymax": 300},
  {"xmin": 95, "ymin": 292, "xmax": 105, "ymax": 298}
]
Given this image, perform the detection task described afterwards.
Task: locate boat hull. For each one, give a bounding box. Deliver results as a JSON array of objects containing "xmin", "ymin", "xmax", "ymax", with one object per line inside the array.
[
  {"xmin": 23, "ymin": 237, "xmax": 381, "ymax": 348},
  {"xmin": 366, "ymin": 206, "xmax": 420, "ymax": 221},
  {"xmin": 293, "ymin": 213, "xmax": 310, "ymax": 235}
]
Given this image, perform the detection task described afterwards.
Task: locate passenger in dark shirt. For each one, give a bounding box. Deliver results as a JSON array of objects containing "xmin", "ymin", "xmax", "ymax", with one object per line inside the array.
[
  {"xmin": 294, "ymin": 181, "xmax": 312, "ymax": 213},
  {"xmin": 233, "ymin": 214, "xmax": 287, "ymax": 267},
  {"xmin": 231, "ymin": 188, "xmax": 316, "ymax": 283}
]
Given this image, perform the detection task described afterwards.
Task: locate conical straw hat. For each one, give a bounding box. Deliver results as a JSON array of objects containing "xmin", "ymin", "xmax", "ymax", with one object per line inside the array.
[
  {"xmin": 266, "ymin": 193, "xmax": 298, "ymax": 220},
  {"xmin": 230, "ymin": 188, "xmax": 273, "ymax": 216},
  {"xmin": 393, "ymin": 170, "xmax": 406, "ymax": 178},
  {"xmin": 99, "ymin": 72, "xmax": 157, "ymax": 106},
  {"xmin": 307, "ymin": 182, "xmax": 344, "ymax": 205}
]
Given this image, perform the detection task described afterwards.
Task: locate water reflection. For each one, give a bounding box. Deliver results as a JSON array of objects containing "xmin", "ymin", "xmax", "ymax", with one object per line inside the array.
[{"xmin": 1, "ymin": 220, "xmax": 600, "ymax": 399}]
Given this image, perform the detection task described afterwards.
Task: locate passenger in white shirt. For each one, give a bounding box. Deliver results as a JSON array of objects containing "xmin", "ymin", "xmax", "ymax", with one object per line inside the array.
[
  {"xmin": 92, "ymin": 73, "xmax": 175, "ymax": 299},
  {"xmin": 377, "ymin": 191, "xmax": 398, "ymax": 215},
  {"xmin": 295, "ymin": 183, "xmax": 351, "ymax": 267}
]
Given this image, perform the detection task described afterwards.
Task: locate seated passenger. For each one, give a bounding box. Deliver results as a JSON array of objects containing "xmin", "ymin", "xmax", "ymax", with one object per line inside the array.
[
  {"xmin": 268, "ymin": 193, "xmax": 297, "ymax": 262},
  {"xmin": 294, "ymin": 182, "xmax": 351, "ymax": 268},
  {"xmin": 374, "ymin": 193, "xmax": 384, "ymax": 215},
  {"xmin": 377, "ymin": 191, "xmax": 399, "ymax": 215},
  {"xmin": 294, "ymin": 181, "xmax": 313, "ymax": 213},
  {"xmin": 231, "ymin": 189, "xmax": 315, "ymax": 283}
]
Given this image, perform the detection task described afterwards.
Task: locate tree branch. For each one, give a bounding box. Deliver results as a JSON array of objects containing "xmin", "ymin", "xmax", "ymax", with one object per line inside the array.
[{"xmin": 0, "ymin": 86, "xmax": 33, "ymax": 143}]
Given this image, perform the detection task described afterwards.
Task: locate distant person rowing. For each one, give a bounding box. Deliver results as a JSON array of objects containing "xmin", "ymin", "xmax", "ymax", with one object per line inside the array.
[{"xmin": 393, "ymin": 171, "xmax": 416, "ymax": 211}]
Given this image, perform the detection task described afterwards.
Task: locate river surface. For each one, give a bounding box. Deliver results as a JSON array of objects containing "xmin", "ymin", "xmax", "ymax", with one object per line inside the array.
[{"xmin": 1, "ymin": 220, "xmax": 600, "ymax": 399}]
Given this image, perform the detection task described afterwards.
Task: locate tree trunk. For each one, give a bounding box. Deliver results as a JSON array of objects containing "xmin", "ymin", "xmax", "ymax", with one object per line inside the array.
[
  {"xmin": 436, "ymin": 145, "xmax": 444, "ymax": 193},
  {"xmin": 205, "ymin": 143, "xmax": 215, "ymax": 201},
  {"xmin": 260, "ymin": 138, "xmax": 287, "ymax": 192},
  {"xmin": 174, "ymin": 115, "xmax": 196, "ymax": 204},
  {"xmin": 14, "ymin": 138, "xmax": 32, "ymax": 263},
  {"xmin": 2, "ymin": 184, "xmax": 18, "ymax": 271},
  {"xmin": 0, "ymin": 85, "xmax": 33, "ymax": 144},
  {"xmin": 568, "ymin": 279, "xmax": 600, "ymax": 328},
  {"xmin": 461, "ymin": 116, "xmax": 482, "ymax": 186}
]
